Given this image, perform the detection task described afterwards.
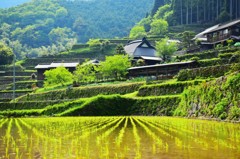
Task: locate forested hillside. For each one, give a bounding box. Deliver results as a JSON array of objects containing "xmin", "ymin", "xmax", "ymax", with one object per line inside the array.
[
  {"xmin": 0, "ymin": 0, "xmax": 154, "ymax": 59},
  {"xmin": 131, "ymin": 0, "xmax": 240, "ymax": 39}
]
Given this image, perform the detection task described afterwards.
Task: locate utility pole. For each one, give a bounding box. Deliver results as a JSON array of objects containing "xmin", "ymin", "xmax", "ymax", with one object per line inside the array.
[{"xmin": 13, "ymin": 54, "xmax": 16, "ymax": 102}]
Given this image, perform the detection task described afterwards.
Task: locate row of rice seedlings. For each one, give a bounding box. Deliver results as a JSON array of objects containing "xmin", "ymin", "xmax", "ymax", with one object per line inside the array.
[
  {"xmin": 3, "ymin": 118, "xmax": 18, "ymax": 159},
  {"xmin": 115, "ymin": 117, "xmax": 128, "ymax": 147},
  {"xmin": 97, "ymin": 118, "xmax": 126, "ymax": 159},
  {"xmin": 63, "ymin": 117, "xmax": 117, "ymax": 139},
  {"xmin": 139, "ymin": 117, "xmax": 188, "ymax": 149},
  {"xmin": 21, "ymin": 118, "xmax": 73, "ymax": 158},
  {"xmin": 133, "ymin": 117, "xmax": 167, "ymax": 153},
  {"xmin": 161, "ymin": 118, "xmax": 238, "ymax": 150},
  {"xmin": 77, "ymin": 117, "xmax": 122, "ymax": 140},
  {"xmin": 14, "ymin": 119, "xmax": 30, "ymax": 159},
  {"xmin": 129, "ymin": 117, "xmax": 141, "ymax": 159},
  {"xmin": 18, "ymin": 119, "xmax": 58, "ymax": 142},
  {"xmin": 0, "ymin": 118, "xmax": 8, "ymax": 129},
  {"xmin": 147, "ymin": 117, "xmax": 238, "ymax": 151},
  {"xmin": 97, "ymin": 117, "xmax": 124, "ymax": 144}
]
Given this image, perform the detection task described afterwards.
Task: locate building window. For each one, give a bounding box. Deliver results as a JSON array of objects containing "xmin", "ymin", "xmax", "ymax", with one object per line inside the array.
[{"xmin": 223, "ymin": 29, "xmax": 229, "ymax": 34}]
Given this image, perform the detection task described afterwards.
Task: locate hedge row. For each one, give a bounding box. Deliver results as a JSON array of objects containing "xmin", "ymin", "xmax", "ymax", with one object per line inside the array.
[
  {"xmin": 0, "ymin": 71, "xmax": 36, "ymax": 77},
  {"xmin": 0, "ymin": 100, "xmax": 65, "ymax": 111},
  {"xmin": 198, "ymin": 58, "xmax": 227, "ymax": 67},
  {"xmin": 177, "ymin": 48, "xmax": 239, "ymax": 61},
  {"xmin": 16, "ymin": 82, "xmax": 144, "ymax": 102},
  {"xmin": 6, "ymin": 81, "xmax": 36, "ymax": 90},
  {"xmin": 177, "ymin": 50, "xmax": 218, "ymax": 61},
  {"xmin": 176, "ymin": 64, "xmax": 233, "ymax": 81},
  {"xmin": 137, "ymin": 80, "xmax": 203, "ymax": 96},
  {"xmin": 58, "ymin": 95, "xmax": 181, "ymax": 116},
  {"xmin": 0, "ymin": 65, "xmax": 24, "ymax": 71},
  {"xmin": 0, "ymin": 95, "xmax": 181, "ymax": 117},
  {"xmin": 0, "ymin": 91, "xmax": 31, "ymax": 99},
  {"xmin": 71, "ymin": 44, "xmax": 89, "ymax": 50}
]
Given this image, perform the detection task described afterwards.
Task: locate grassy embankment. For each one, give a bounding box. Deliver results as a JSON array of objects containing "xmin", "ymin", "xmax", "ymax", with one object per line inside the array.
[{"xmin": 0, "ymin": 46, "xmax": 239, "ymax": 120}]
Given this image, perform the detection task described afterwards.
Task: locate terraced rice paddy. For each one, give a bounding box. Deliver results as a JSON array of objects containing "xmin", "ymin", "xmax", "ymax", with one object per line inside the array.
[{"xmin": 0, "ymin": 117, "xmax": 239, "ymax": 159}]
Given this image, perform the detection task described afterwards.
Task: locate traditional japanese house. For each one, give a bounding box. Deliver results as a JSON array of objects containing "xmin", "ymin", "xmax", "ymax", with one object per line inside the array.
[
  {"xmin": 124, "ymin": 37, "xmax": 163, "ymax": 65},
  {"xmin": 195, "ymin": 19, "xmax": 240, "ymax": 49}
]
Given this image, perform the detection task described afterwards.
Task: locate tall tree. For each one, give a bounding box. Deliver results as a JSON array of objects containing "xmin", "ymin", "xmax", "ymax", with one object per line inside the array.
[
  {"xmin": 156, "ymin": 38, "xmax": 177, "ymax": 61},
  {"xmin": 151, "ymin": 0, "xmax": 165, "ymax": 16},
  {"xmin": 0, "ymin": 43, "xmax": 14, "ymax": 65}
]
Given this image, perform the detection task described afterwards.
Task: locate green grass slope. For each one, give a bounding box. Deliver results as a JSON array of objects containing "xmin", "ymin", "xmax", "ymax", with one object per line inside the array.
[{"xmin": 174, "ymin": 72, "xmax": 240, "ymax": 120}]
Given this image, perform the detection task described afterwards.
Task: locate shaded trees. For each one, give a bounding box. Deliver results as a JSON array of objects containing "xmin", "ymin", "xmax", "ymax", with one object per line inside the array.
[
  {"xmin": 156, "ymin": 38, "xmax": 177, "ymax": 61},
  {"xmin": 0, "ymin": 43, "xmax": 14, "ymax": 65}
]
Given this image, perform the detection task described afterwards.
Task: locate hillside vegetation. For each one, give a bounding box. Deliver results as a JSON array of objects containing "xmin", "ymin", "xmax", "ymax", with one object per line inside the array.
[
  {"xmin": 131, "ymin": 0, "xmax": 240, "ymax": 39},
  {"xmin": 0, "ymin": 0, "xmax": 154, "ymax": 59},
  {"xmin": 0, "ymin": 46, "xmax": 239, "ymax": 121}
]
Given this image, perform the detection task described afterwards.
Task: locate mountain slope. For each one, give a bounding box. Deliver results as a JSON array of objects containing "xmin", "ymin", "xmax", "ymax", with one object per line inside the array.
[{"xmin": 0, "ymin": 0, "xmax": 154, "ymax": 59}]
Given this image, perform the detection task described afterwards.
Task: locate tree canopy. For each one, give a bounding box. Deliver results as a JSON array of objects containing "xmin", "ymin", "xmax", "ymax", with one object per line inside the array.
[
  {"xmin": 156, "ymin": 38, "xmax": 177, "ymax": 61},
  {"xmin": 129, "ymin": 26, "xmax": 147, "ymax": 39},
  {"xmin": 98, "ymin": 55, "xmax": 131, "ymax": 80},
  {"xmin": 0, "ymin": 43, "xmax": 14, "ymax": 65},
  {"xmin": 44, "ymin": 66, "xmax": 73, "ymax": 87},
  {"xmin": 74, "ymin": 61, "xmax": 96, "ymax": 84}
]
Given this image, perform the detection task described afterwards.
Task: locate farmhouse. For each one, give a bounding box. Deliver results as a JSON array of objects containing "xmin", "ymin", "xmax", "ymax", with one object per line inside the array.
[
  {"xmin": 35, "ymin": 62, "xmax": 79, "ymax": 81},
  {"xmin": 124, "ymin": 37, "xmax": 163, "ymax": 65},
  {"xmin": 195, "ymin": 19, "xmax": 240, "ymax": 49},
  {"xmin": 128, "ymin": 61, "xmax": 198, "ymax": 79}
]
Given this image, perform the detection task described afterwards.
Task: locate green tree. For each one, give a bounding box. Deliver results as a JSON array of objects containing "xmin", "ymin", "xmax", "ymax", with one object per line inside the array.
[
  {"xmin": 138, "ymin": 17, "xmax": 152, "ymax": 32},
  {"xmin": 98, "ymin": 55, "xmax": 131, "ymax": 80},
  {"xmin": 129, "ymin": 26, "xmax": 147, "ymax": 39},
  {"xmin": 156, "ymin": 38, "xmax": 177, "ymax": 61},
  {"xmin": 150, "ymin": 19, "xmax": 168, "ymax": 35},
  {"xmin": 87, "ymin": 39, "xmax": 102, "ymax": 49},
  {"xmin": 178, "ymin": 31, "xmax": 195, "ymax": 48},
  {"xmin": 44, "ymin": 66, "xmax": 73, "ymax": 87},
  {"xmin": 0, "ymin": 43, "xmax": 14, "ymax": 65},
  {"xmin": 115, "ymin": 44, "xmax": 126, "ymax": 55},
  {"xmin": 74, "ymin": 61, "xmax": 96, "ymax": 84},
  {"xmin": 153, "ymin": 4, "xmax": 171, "ymax": 19}
]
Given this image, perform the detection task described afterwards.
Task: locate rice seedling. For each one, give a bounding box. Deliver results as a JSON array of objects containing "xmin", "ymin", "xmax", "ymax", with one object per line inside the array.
[{"xmin": 0, "ymin": 117, "xmax": 239, "ymax": 159}]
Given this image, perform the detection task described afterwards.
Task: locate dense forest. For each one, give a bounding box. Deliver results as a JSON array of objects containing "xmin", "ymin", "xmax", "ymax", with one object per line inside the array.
[
  {"xmin": 0, "ymin": 0, "xmax": 154, "ymax": 59},
  {"xmin": 152, "ymin": 0, "xmax": 240, "ymax": 25},
  {"xmin": 131, "ymin": 0, "xmax": 240, "ymax": 39}
]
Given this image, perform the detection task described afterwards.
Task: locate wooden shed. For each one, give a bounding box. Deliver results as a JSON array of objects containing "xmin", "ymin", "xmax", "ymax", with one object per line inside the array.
[{"xmin": 128, "ymin": 61, "xmax": 198, "ymax": 78}]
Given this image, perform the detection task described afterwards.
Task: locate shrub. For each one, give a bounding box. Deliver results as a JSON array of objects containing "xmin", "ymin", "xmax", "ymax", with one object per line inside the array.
[
  {"xmin": 137, "ymin": 80, "xmax": 203, "ymax": 96},
  {"xmin": 176, "ymin": 65, "xmax": 232, "ymax": 81},
  {"xmin": 16, "ymin": 82, "xmax": 144, "ymax": 102}
]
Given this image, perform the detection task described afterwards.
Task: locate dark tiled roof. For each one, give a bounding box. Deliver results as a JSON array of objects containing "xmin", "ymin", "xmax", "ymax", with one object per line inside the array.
[
  {"xmin": 203, "ymin": 19, "xmax": 240, "ymax": 35},
  {"xmin": 124, "ymin": 38, "xmax": 156, "ymax": 57}
]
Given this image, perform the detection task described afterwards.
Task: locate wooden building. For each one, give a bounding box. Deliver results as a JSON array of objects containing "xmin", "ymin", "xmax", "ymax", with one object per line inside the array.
[
  {"xmin": 195, "ymin": 19, "xmax": 240, "ymax": 49},
  {"xmin": 35, "ymin": 62, "xmax": 79, "ymax": 81},
  {"xmin": 128, "ymin": 61, "xmax": 198, "ymax": 78}
]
